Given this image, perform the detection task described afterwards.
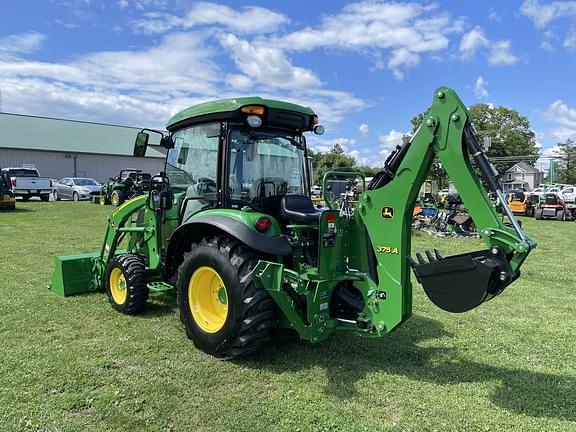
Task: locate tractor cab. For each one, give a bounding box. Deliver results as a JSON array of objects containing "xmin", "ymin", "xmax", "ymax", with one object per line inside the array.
[{"xmin": 139, "ymin": 98, "xmax": 325, "ymax": 239}]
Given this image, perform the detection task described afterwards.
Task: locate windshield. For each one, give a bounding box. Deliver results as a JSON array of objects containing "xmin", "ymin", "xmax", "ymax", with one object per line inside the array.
[
  {"xmin": 7, "ymin": 169, "xmax": 38, "ymax": 177},
  {"xmin": 228, "ymin": 129, "xmax": 308, "ymax": 207},
  {"xmin": 73, "ymin": 178, "xmax": 99, "ymax": 186}
]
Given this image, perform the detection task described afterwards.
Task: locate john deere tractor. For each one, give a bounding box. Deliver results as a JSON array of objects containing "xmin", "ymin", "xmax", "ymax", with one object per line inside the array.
[
  {"xmin": 50, "ymin": 87, "xmax": 535, "ymax": 358},
  {"xmin": 99, "ymin": 169, "xmax": 151, "ymax": 206}
]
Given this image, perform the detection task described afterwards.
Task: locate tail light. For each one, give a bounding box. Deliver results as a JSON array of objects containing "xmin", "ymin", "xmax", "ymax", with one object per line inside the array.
[{"xmin": 255, "ymin": 217, "xmax": 272, "ymax": 233}]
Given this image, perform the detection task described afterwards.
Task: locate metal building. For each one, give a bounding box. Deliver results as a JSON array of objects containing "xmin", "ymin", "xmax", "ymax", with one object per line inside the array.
[{"xmin": 0, "ymin": 112, "xmax": 165, "ymax": 182}]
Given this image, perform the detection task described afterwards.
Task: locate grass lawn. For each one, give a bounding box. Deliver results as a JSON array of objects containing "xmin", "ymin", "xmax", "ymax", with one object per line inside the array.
[{"xmin": 1, "ymin": 201, "xmax": 575, "ymax": 432}]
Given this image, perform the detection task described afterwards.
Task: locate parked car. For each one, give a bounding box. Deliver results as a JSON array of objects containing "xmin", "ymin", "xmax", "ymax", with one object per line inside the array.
[
  {"xmin": 52, "ymin": 177, "xmax": 101, "ymax": 201},
  {"xmin": 560, "ymin": 186, "xmax": 576, "ymax": 203},
  {"xmin": 1, "ymin": 167, "xmax": 52, "ymax": 201}
]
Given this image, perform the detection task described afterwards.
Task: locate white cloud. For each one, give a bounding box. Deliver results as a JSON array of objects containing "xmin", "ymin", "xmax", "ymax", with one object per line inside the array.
[
  {"xmin": 489, "ymin": 8, "xmax": 502, "ymax": 23},
  {"xmin": 474, "ymin": 76, "xmax": 489, "ymax": 99},
  {"xmin": 273, "ymin": 1, "xmax": 464, "ymax": 79},
  {"xmin": 308, "ymin": 137, "xmax": 356, "ymax": 153},
  {"xmin": 378, "ymin": 129, "xmax": 404, "ymax": 158},
  {"xmin": 564, "ymin": 30, "xmax": 576, "ymax": 49},
  {"xmin": 359, "ymin": 123, "xmax": 369, "ymax": 138},
  {"xmin": 543, "ymin": 99, "xmax": 576, "ymax": 141},
  {"xmin": 488, "ymin": 40, "xmax": 518, "ymax": 65},
  {"xmin": 0, "ymin": 32, "xmax": 46, "ymax": 56},
  {"xmin": 134, "ymin": 2, "xmax": 288, "ymax": 34},
  {"xmin": 459, "ymin": 26, "xmax": 489, "ymax": 59},
  {"xmin": 219, "ymin": 34, "xmax": 321, "ymax": 90},
  {"xmin": 459, "ymin": 27, "xmax": 517, "ymax": 65},
  {"xmin": 388, "ymin": 48, "xmax": 420, "ymax": 80},
  {"xmin": 520, "ymin": 0, "xmax": 576, "ymax": 29}
]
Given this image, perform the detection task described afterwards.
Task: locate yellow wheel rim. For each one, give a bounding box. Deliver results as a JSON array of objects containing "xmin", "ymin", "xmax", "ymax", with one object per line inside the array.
[
  {"xmin": 109, "ymin": 267, "xmax": 128, "ymax": 305},
  {"xmin": 188, "ymin": 266, "xmax": 228, "ymax": 333},
  {"xmin": 111, "ymin": 192, "xmax": 119, "ymax": 206}
]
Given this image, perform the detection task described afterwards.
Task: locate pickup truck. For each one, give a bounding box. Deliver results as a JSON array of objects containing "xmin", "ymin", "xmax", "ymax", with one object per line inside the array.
[{"xmin": 2, "ymin": 167, "xmax": 52, "ymax": 201}]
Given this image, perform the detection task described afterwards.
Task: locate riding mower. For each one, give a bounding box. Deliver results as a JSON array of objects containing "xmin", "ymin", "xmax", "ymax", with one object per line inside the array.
[
  {"xmin": 535, "ymin": 193, "xmax": 575, "ymax": 221},
  {"xmin": 0, "ymin": 168, "xmax": 16, "ymax": 210},
  {"xmin": 98, "ymin": 169, "xmax": 151, "ymax": 206},
  {"xmin": 507, "ymin": 190, "xmax": 535, "ymax": 217},
  {"xmin": 50, "ymin": 87, "xmax": 535, "ymax": 358}
]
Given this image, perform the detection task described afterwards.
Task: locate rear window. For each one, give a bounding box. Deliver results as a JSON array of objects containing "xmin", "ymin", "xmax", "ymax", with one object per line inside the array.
[{"xmin": 7, "ymin": 169, "xmax": 39, "ymax": 177}]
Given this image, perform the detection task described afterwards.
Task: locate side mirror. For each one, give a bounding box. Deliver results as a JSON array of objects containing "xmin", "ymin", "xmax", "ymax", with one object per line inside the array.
[
  {"xmin": 161, "ymin": 135, "xmax": 174, "ymax": 149},
  {"xmin": 134, "ymin": 132, "xmax": 149, "ymax": 157}
]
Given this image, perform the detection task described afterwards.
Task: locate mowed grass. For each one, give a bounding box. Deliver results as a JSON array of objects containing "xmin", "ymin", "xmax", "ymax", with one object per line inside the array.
[{"xmin": 0, "ymin": 201, "xmax": 575, "ymax": 432}]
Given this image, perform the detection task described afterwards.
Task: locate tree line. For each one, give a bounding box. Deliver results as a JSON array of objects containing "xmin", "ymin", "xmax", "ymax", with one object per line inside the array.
[{"xmin": 310, "ymin": 103, "xmax": 575, "ymax": 188}]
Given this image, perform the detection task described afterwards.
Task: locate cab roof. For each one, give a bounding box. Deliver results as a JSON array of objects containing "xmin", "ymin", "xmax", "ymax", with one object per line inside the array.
[{"xmin": 167, "ymin": 97, "xmax": 316, "ymax": 129}]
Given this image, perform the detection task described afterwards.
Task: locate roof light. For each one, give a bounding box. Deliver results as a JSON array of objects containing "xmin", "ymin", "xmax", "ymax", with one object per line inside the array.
[
  {"xmin": 313, "ymin": 124, "xmax": 325, "ymax": 135},
  {"xmin": 241, "ymin": 105, "xmax": 265, "ymax": 115},
  {"xmin": 247, "ymin": 115, "xmax": 262, "ymax": 128}
]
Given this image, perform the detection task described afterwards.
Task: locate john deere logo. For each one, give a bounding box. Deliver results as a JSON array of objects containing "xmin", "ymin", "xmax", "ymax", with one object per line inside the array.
[{"xmin": 381, "ymin": 207, "xmax": 394, "ymax": 219}]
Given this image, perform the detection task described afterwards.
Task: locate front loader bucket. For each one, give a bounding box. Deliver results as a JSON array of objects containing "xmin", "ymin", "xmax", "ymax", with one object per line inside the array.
[
  {"xmin": 49, "ymin": 252, "xmax": 100, "ymax": 297},
  {"xmin": 409, "ymin": 247, "xmax": 515, "ymax": 313}
]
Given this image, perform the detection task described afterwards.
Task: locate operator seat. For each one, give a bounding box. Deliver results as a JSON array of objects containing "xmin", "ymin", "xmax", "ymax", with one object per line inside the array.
[{"xmin": 280, "ymin": 194, "xmax": 323, "ymax": 224}]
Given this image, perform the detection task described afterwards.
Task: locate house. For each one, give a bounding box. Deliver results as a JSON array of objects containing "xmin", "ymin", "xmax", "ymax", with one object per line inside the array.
[{"xmin": 501, "ymin": 162, "xmax": 544, "ymax": 191}]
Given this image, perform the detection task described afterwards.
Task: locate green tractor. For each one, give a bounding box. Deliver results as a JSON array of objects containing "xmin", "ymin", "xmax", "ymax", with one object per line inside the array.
[
  {"xmin": 99, "ymin": 168, "xmax": 151, "ymax": 206},
  {"xmin": 50, "ymin": 87, "xmax": 536, "ymax": 358}
]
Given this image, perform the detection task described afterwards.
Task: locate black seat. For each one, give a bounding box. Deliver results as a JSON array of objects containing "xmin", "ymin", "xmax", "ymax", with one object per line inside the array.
[
  {"xmin": 545, "ymin": 193, "xmax": 559, "ymax": 205},
  {"xmin": 281, "ymin": 194, "xmax": 322, "ymax": 224}
]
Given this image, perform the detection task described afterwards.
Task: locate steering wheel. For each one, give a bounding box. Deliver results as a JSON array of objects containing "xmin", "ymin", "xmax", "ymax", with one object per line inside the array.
[{"xmin": 196, "ymin": 177, "xmax": 217, "ymax": 193}]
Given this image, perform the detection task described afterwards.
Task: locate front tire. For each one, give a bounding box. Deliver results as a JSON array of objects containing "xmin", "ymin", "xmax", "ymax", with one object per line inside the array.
[
  {"xmin": 53, "ymin": 191, "xmax": 60, "ymax": 201},
  {"xmin": 110, "ymin": 190, "xmax": 124, "ymax": 207},
  {"xmin": 177, "ymin": 235, "xmax": 276, "ymax": 358},
  {"xmin": 72, "ymin": 192, "xmax": 79, "ymax": 201},
  {"xmin": 105, "ymin": 254, "xmax": 148, "ymax": 314}
]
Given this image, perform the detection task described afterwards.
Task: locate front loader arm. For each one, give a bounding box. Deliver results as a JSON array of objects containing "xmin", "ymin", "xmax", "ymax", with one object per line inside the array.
[{"xmin": 358, "ymin": 87, "xmax": 535, "ymax": 317}]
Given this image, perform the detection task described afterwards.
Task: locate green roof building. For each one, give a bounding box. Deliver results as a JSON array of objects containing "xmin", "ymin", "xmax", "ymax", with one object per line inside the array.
[{"xmin": 0, "ymin": 112, "xmax": 165, "ymax": 182}]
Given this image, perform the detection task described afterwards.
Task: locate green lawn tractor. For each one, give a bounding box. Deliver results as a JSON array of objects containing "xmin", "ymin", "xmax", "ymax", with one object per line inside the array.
[
  {"xmin": 99, "ymin": 169, "xmax": 151, "ymax": 206},
  {"xmin": 50, "ymin": 87, "xmax": 536, "ymax": 358}
]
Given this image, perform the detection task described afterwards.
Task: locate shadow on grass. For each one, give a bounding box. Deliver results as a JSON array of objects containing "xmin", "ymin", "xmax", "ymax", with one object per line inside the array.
[
  {"xmin": 141, "ymin": 292, "xmax": 177, "ymax": 317},
  {"xmin": 4, "ymin": 207, "xmax": 34, "ymax": 213},
  {"xmin": 240, "ymin": 315, "xmax": 576, "ymax": 421}
]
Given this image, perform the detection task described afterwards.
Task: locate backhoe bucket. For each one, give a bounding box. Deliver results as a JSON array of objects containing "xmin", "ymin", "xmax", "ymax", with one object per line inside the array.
[
  {"xmin": 49, "ymin": 252, "xmax": 100, "ymax": 297},
  {"xmin": 409, "ymin": 247, "xmax": 514, "ymax": 313}
]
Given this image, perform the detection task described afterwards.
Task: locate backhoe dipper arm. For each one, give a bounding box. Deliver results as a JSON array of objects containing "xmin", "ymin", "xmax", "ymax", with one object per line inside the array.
[{"xmin": 358, "ymin": 87, "xmax": 535, "ymax": 319}]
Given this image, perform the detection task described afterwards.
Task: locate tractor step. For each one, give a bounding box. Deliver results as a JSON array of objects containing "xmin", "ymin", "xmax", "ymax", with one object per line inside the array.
[
  {"xmin": 147, "ymin": 281, "xmax": 174, "ymax": 292},
  {"xmin": 408, "ymin": 247, "xmax": 513, "ymax": 313}
]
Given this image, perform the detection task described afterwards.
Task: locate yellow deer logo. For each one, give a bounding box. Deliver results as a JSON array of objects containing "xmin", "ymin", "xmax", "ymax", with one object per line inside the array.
[{"xmin": 381, "ymin": 207, "xmax": 394, "ymax": 219}]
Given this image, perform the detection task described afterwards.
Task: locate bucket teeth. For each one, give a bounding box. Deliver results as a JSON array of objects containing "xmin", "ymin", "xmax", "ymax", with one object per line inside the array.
[{"xmin": 409, "ymin": 249, "xmax": 445, "ymax": 268}]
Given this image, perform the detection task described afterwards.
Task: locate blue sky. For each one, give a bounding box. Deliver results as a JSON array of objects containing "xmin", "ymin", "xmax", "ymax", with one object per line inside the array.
[{"xmin": 2, "ymin": 1, "xmax": 576, "ymax": 166}]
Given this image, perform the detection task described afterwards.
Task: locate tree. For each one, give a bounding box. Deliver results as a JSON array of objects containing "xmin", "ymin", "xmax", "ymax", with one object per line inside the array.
[
  {"xmin": 557, "ymin": 139, "xmax": 576, "ymax": 184},
  {"xmin": 409, "ymin": 103, "xmax": 539, "ymax": 175},
  {"xmin": 313, "ymin": 143, "xmax": 355, "ymax": 185}
]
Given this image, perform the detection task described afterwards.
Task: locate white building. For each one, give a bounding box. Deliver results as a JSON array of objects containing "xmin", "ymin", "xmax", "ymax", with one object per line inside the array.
[{"xmin": 501, "ymin": 162, "xmax": 544, "ymax": 191}]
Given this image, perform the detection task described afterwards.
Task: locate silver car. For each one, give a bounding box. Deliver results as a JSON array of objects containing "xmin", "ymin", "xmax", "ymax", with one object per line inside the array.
[{"xmin": 52, "ymin": 177, "xmax": 101, "ymax": 201}]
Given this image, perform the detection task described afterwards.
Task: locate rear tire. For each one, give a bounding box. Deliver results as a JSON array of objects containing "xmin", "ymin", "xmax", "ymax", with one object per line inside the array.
[
  {"xmin": 535, "ymin": 209, "xmax": 543, "ymax": 220},
  {"xmin": 105, "ymin": 254, "xmax": 148, "ymax": 315},
  {"xmin": 556, "ymin": 210, "xmax": 565, "ymax": 221},
  {"xmin": 40, "ymin": 195, "xmax": 50, "ymax": 202},
  {"xmin": 110, "ymin": 190, "xmax": 124, "ymax": 207},
  {"xmin": 177, "ymin": 234, "xmax": 276, "ymax": 358},
  {"xmin": 22, "ymin": 196, "xmax": 30, "ymax": 202}
]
